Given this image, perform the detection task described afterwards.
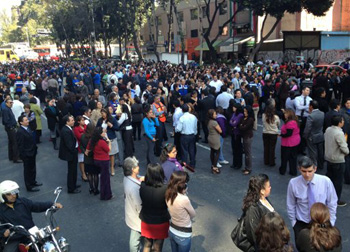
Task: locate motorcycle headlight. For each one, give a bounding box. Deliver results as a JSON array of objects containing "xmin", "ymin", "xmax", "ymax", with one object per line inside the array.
[
  {"xmin": 42, "ymin": 241, "xmax": 58, "ymax": 252},
  {"xmin": 58, "ymin": 237, "xmax": 70, "ymax": 252}
]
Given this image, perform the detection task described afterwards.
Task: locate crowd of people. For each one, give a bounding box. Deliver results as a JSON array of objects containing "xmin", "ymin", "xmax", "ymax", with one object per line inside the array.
[{"xmin": 0, "ymin": 57, "xmax": 349, "ymax": 251}]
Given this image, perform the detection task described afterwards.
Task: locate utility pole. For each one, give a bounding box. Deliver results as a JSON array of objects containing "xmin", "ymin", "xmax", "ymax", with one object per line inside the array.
[{"xmin": 90, "ymin": 0, "xmax": 96, "ymax": 60}]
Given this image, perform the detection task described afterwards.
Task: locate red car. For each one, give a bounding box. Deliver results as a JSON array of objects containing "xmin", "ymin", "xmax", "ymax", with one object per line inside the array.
[{"xmin": 314, "ymin": 65, "xmax": 346, "ymax": 73}]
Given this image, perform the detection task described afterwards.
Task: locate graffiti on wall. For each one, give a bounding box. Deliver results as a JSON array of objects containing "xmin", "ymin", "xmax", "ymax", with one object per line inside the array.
[{"xmin": 258, "ymin": 49, "xmax": 350, "ymax": 64}]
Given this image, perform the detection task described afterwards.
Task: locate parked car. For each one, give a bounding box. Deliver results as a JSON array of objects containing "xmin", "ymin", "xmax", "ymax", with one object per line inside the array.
[
  {"xmin": 314, "ymin": 64, "xmax": 346, "ymax": 73},
  {"xmin": 19, "ymin": 51, "xmax": 39, "ymax": 61},
  {"xmin": 111, "ymin": 55, "xmax": 121, "ymax": 61},
  {"xmin": 330, "ymin": 59, "xmax": 349, "ymax": 69}
]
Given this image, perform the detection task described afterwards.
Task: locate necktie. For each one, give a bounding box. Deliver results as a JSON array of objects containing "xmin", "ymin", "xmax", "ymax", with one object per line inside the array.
[
  {"xmin": 301, "ymin": 96, "xmax": 307, "ymax": 117},
  {"xmin": 307, "ymin": 182, "xmax": 315, "ymax": 210}
]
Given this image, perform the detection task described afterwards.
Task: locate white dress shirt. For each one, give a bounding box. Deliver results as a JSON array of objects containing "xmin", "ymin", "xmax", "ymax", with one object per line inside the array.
[
  {"xmin": 173, "ymin": 107, "xmax": 183, "ymax": 129},
  {"xmin": 209, "ymin": 80, "xmax": 223, "ymax": 93},
  {"xmin": 294, "ymin": 95, "xmax": 312, "ymax": 117},
  {"xmin": 176, "ymin": 112, "xmax": 197, "ymax": 135},
  {"xmin": 216, "ymin": 92, "xmax": 234, "ymax": 109}
]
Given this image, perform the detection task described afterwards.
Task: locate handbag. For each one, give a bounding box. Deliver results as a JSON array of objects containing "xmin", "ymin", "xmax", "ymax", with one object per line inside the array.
[{"xmin": 231, "ymin": 213, "xmax": 253, "ymax": 252}]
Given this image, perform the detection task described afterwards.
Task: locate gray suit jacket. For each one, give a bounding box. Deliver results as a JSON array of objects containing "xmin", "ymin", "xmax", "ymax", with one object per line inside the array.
[{"xmin": 304, "ymin": 109, "xmax": 325, "ymax": 143}]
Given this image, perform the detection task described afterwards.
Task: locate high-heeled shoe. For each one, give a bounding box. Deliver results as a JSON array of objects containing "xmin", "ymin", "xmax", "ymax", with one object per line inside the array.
[
  {"xmin": 89, "ymin": 189, "xmax": 94, "ymax": 194},
  {"xmin": 94, "ymin": 189, "xmax": 100, "ymax": 195},
  {"xmin": 81, "ymin": 176, "xmax": 88, "ymax": 182},
  {"xmin": 211, "ymin": 166, "xmax": 221, "ymax": 174}
]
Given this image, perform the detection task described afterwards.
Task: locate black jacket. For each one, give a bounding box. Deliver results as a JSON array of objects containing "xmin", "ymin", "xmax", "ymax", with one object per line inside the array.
[
  {"xmin": 244, "ymin": 200, "xmax": 272, "ymax": 247},
  {"xmin": 296, "ymin": 228, "xmax": 342, "ymax": 252},
  {"xmin": 16, "ymin": 127, "xmax": 37, "ymax": 159},
  {"xmin": 0, "ymin": 198, "xmax": 52, "ymax": 241},
  {"xmin": 59, "ymin": 125, "xmax": 78, "ymax": 161},
  {"xmin": 1, "ymin": 105, "xmax": 17, "ymax": 128},
  {"xmin": 198, "ymin": 95, "xmax": 215, "ymax": 121},
  {"xmin": 131, "ymin": 103, "xmax": 143, "ymax": 123},
  {"xmin": 44, "ymin": 106, "xmax": 58, "ymax": 131},
  {"xmin": 139, "ymin": 183, "xmax": 170, "ymax": 224},
  {"xmin": 324, "ymin": 110, "xmax": 340, "ymax": 132}
]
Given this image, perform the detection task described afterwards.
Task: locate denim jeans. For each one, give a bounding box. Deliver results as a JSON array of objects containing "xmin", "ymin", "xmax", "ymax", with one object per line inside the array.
[
  {"xmin": 129, "ymin": 229, "xmax": 142, "ymax": 252},
  {"xmin": 218, "ymin": 136, "xmax": 225, "ymax": 162},
  {"xmin": 169, "ymin": 231, "xmax": 191, "ymax": 252}
]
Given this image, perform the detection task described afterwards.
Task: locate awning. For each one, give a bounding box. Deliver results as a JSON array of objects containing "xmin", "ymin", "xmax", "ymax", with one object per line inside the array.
[
  {"xmin": 219, "ymin": 36, "xmax": 254, "ymax": 52},
  {"xmin": 194, "ymin": 40, "xmax": 222, "ymax": 51}
]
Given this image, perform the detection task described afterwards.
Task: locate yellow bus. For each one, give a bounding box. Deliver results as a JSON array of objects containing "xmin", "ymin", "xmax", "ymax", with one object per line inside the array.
[{"xmin": 0, "ymin": 49, "xmax": 19, "ymax": 61}]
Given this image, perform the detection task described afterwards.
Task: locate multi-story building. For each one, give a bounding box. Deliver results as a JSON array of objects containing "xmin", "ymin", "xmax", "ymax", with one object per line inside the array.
[{"xmin": 140, "ymin": 0, "xmax": 252, "ymax": 61}]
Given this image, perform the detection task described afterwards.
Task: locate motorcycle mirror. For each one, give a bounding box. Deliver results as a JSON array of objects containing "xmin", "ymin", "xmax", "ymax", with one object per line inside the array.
[{"xmin": 54, "ymin": 187, "xmax": 62, "ymax": 195}]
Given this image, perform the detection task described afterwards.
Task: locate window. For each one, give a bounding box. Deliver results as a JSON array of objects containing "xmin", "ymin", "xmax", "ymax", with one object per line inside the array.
[
  {"xmin": 157, "ymin": 17, "xmax": 162, "ymax": 26},
  {"xmin": 219, "ymin": 1, "xmax": 227, "ymax": 15},
  {"xmin": 190, "ymin": 8, "xmax": 198, "ymax": 20},
  {"xmin": 0, "ymin": 50, "xmax": 4, "ymax": 55},
  {"xmin": 178, "ymin": 12, "xmax": 184, "ymax": 22},
  {"xmin": 219, "ymin": 26, "xmax": 228, "ymax": 36},
  {"xmin": 202, "ymin": 6, "xmax": 207, "ymax": 18},
  {"xmin": 191, "ymin": 29, "xmax": 198, "ymax": 38}
]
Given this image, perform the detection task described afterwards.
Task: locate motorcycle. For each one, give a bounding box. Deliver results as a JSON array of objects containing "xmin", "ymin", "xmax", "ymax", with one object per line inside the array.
[{"xmin": 0, "ymin": 187, "xmax": 70, "ymax": 252}]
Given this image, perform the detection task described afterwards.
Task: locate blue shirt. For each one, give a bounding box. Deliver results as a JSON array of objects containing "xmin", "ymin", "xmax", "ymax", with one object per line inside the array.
[
  {"xmin": 142, "ymin": 117, "xmax": 159, "ymax": 140},
  {"xmin": 287, "ymin": 173, "xmax": 338, "ymax": 227},
  {"xmin": 93, "ymin": 73, "xmax": 101, "ymax": 85},
  {"xmin": 176, "ymin": 112, "xmax": 197, "ymax": 135}
]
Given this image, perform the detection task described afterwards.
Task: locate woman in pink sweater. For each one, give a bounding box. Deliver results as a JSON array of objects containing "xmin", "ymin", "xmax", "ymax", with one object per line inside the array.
[
  {"xmin": 165, "ymin": 171, "xmax": 196, "ymax": 252},
  {"xmin": 279, "ymin": 109, "xmax": 300, "ymax": 176}
]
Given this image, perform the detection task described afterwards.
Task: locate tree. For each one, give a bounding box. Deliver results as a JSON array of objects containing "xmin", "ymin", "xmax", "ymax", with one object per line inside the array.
[
  {"xmin": 200, "ymin": 0, "xmax": 247, "ymax": 63},
  {"xmin": 248, "ymin": 0, "xmax": 334, "ymax": 59}
]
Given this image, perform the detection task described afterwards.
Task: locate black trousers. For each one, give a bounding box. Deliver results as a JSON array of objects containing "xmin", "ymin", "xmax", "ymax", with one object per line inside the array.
[
  {"xmin": 122, "ymin": 129, "xmax": 134, "ymax": 159},
  {"xmin": 326, "ymin": 162, "xmax": 345, "ymax": 200},
  {"xmin": 132, "ymin": 121, "xmax": 142, "ymax": 140},
  {"xmin": 174, "ymin": 132, "xmax": 182, "ymax": 160},
  {"xmin": 345, "ymin": 156, "xmax": 350, "ymax": 184},
  {"xmin": 293, "ymin": 220, "xmax": 309, "ymax": 244},
  {"xmin": 263, "ymin": 133, "xmax": 278, "ymax": 166},
  {"xmin": 155, "ymin": 122, "xmax": 167, "ymax": 156},
  {"xmin": 23, "ymin": 155, "xmax": 37, "ymax": 190},
  {"xmin": 298, "ymin": 116, "xmax": 307, "ymax": 153},
  {"xmin": 306, "ymin": 140, "xmax": 324, "ymax": 170},
  {"xmin": 67, "ymin": 156, "xmax": 78, "ymax": 192},
  {"xmin": 201, "ymin": 120, "xmax": 209, "ymax": 141},
  {"xmin": 5, "ymin": 127, "xmax": 19, "ymax": 161},
  {"xmin": 279, "ymin": 145, "xmax": 298, "ymax": 176},
  {"xmin": 231, "ymin": 134, "xmax": 242, "ymax": 169}
]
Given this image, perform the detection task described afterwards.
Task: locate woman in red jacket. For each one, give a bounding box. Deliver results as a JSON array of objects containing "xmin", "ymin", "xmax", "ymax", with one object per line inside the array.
[
  {"xmin": 88, "ymin": 127, "xmax": 113, "ymax": 200},
  {"xmin": 73, "ymin": 116, "xmax": 87, "ymax": 182}
]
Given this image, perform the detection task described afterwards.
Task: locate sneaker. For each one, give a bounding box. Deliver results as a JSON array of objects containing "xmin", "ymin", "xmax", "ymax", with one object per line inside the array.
[
  {"xmin": 337, "ymin": 201, "xmax": 347, "ymax": 207},
  {"xmin": 216, "ymin": 163, "xmax": 222, "ymax": 168},
  {"xmin": 219, "ymin": 160, "xmax": 229, "ymax": 165}
]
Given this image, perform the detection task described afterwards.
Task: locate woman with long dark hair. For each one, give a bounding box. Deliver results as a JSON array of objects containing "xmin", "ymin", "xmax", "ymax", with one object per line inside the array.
[
  {"xmin": 165, "ymin": 171, "xmax": 195, "ymax": 252},
  {"xmin": 296, "ymin": 203, "xmax": 342, "ymax": 252},
  {"xmin": 87, "ymin": 127, "xmax": 113, "ymax": 200},
  {"xmin": 262, "ymin": 100, "xmax": 280, "ymax": 166},
  {"xmin": 230, "ymin": 103, "xmax": 244, "ymax": 169},
  {"xmin": 160, "ymin": 143, "xmax": 184, "ymax": 183},
  {"xmin": 140, "ymin": 163, "xmax": 170, "ymax": 252},
  {"xmin": 207, "ymin": 109, "xmax": 222, "ymax": 174},
  {"xmin": 81, "ymin": 123, "xmax": 100, "ymax": 195},
  {"xmin": 239, "ymin": 106, "xmax": 255, "ymax": 175},
  {"xmin": 97, "ymin": 108, "xmax": 119, "ymax": 176},
  {"xmin": 255, "ymin": 212, "xmax": 293, "ymax": 252},
  {"xmin": 241, "ymin": 174, "xmax": 275, "ymax": 250},
  {"xmin": 118, "ymin": 104, "xmax": 134, "ymax": 158},
  {"xmin": 142, "ymin": 105, "xmax": 159, "ymax": 164}
]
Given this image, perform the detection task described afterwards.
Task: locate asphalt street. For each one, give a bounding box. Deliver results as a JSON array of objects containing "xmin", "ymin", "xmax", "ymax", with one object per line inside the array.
[{"xmin": 0, "ymin": 116, "xmax": 349, "ymax": 252}]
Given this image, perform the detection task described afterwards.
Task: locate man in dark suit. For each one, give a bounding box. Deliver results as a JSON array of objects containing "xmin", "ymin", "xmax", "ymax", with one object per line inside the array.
[
  {"xmin": 59, "ymin": 115, "xmax": 80, "ymax": 194},
  {"xmin": 303, "ymin": 100, "xmax": 325, "ymax": 170},
  {"xmin": 324, "ymin": 99, "xmax": 341, "ymax": 131},
  {"xmin": 2, "ymin": 98, "xmax": 21, "ymax": 163},
  {"xmin": 197, "ymin": 88, "xmax": 215, "ymax": 143},
  {"xmin": 16, "ymin": 115, "xmax": 42, "ymax": 192}
]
